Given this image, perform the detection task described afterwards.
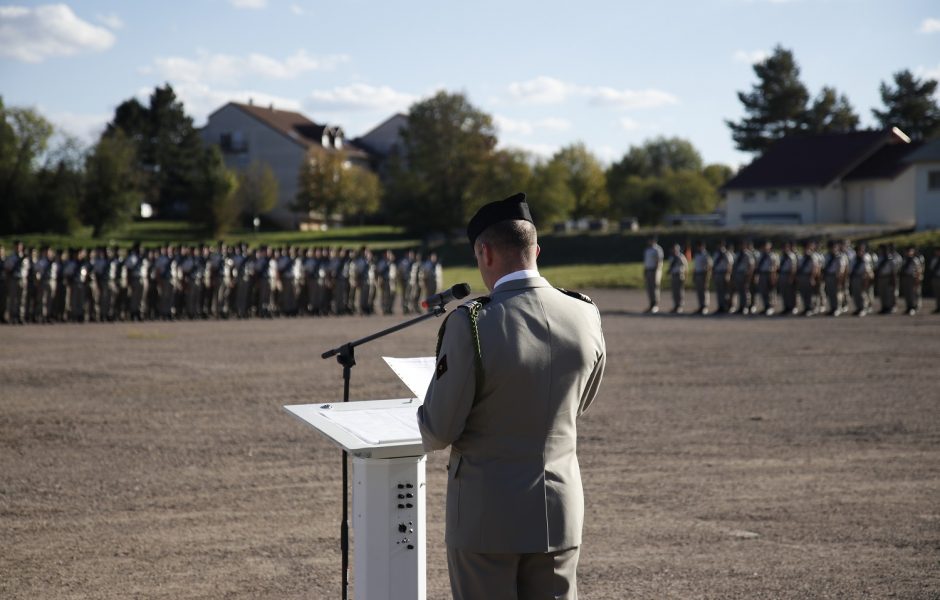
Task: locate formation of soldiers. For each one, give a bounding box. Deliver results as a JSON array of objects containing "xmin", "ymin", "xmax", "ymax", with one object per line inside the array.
[
  {"xmin": 0, "ymin": 240, "xmax": 444, "ymax": 325},
  {"xmin": 644, "ymin": 236, "xmax": 940, "ymax": 317}
]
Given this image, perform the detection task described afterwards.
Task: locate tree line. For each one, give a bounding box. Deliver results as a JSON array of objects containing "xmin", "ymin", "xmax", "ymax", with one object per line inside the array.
[{"xmin": 2, "ymin": 44, "xmax": 938, "ymax": 238}]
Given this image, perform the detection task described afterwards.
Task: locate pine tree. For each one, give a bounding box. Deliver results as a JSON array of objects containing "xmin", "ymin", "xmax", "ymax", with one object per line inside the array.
[{"xmin": 872, "ymin": 70, "xmax": 940, "ymax": 140}]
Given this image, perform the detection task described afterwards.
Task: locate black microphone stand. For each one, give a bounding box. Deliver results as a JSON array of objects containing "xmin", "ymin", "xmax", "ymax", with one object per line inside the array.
[{"xmin": 320, "ymin": 304, "xmax": 449, "ymax": 600}]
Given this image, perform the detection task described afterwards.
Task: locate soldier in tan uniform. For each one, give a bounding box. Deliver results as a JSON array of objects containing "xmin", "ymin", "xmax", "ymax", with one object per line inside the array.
[
  {"xmin": 418, "ymin": 193, "xmax": 606, "ymax": 600},
  {"xmin": 691, "ymin": 240, "xmax": 712, "ymax": 315},
  {"xmin": 667, "ymin": 243, "xmax": 688, "ymax": 313}
]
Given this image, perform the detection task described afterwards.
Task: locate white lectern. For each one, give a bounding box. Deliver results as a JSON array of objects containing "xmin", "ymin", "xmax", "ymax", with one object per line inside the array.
[{"xmin": 285, "ymin": 397, "xmax": 427, "ymax": 600}]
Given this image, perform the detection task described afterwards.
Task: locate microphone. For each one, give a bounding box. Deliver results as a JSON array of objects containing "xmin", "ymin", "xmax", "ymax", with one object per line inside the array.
[{"xmin": 421, "ymin": 283, "xmax": 472, "ymax": 309}]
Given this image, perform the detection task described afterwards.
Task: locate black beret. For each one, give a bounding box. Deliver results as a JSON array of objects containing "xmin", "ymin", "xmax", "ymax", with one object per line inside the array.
[{"xmin": 466, "ymin": 192, "xmax": 534, "ymax": 245}]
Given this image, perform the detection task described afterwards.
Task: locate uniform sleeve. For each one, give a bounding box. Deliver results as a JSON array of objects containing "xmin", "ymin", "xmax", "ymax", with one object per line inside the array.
[
  {"xmin": 578, "ymin": 312, "xmax": 607, "ymax": 417},
  {"xmin": 416, "ymin": 310, "xmax": 477, "ymax": 452}
]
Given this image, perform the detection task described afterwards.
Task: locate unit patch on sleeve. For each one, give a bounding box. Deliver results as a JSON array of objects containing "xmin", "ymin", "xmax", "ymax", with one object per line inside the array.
[{"xmin": 436, "ymin": 354, "xmax": 448, "ymax": 380}]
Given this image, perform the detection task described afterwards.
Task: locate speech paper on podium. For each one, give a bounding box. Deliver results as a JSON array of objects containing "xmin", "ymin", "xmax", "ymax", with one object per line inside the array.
[
  {"xmin": 320, "ymin": 406, "xmax": 422, "ymax": 445},
  {"xmin": 382, "ymin": 356, "xmax": 436, "ymax": 400}
]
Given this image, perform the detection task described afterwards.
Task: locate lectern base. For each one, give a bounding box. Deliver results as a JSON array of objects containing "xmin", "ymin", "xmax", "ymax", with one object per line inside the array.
[{"xmin": 352, "ymin": 455, "xmax": 427, "ymax": 600}]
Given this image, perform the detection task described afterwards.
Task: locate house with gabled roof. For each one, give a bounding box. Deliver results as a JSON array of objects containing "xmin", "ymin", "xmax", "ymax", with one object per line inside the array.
[
  {"xmin": 201, "ymin": 101, "xmax": 369, "ymax": 229},
  {"xmin": 904, "ymin": 138, "xmax": 940, "ymax": 230},
  {"xmin": 721, "ymin": 128, "xmax": 921, "ymax": 227}
]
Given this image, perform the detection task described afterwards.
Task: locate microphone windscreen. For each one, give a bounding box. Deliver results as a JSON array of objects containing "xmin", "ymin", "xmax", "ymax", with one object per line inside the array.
[{"xmin": 453, "ymin": 283, "xmax": 471, "ymax": 299}]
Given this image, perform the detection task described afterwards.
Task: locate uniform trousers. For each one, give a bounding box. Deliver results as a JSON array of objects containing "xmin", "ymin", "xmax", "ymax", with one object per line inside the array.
[
  {"xmin": 849, "ymin": 276, "xmax": 870, "ymax": 313},
  {"xmin": 778, "ymin": 276, "xmax": 796, "ymax": 313},
  {"xmin": 643, "ymin": 268, "xmax": 660, "ymax": 309},
  {"xmin": 447, "ymin": 545, "xmax": 580, "ymax": 600},
  {"xmin": 878, "ymin": 275, "xmax": 897, "ymax": 312},
  {"xmin": 670, "ymin": 274, "xmax": 684, "ymax": 310},
  {"xmin": 714, "ymin": 273, "xmax": 730, "ymax": 312},
  {"xmin": 798, "ymin": 277, "xmax": 815, "ymax": 313},
  {"xmin": 757, "ymin": 273, "xmax": 775, "ymax": 312},
  {"xmin": 900, "ymin": 275, "xmax": 920, "ymax": 311},
  {"xmin": 693, "ymin": 272, "xmax": 708, "ymax": 310},
  {"xmin": 824, "ymin": 275, "xmax": 842, "ymax": 313}
]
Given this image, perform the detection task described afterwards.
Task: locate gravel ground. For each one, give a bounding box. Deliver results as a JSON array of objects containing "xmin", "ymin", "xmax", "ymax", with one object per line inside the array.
[{"xmin": 1, "ymin": 289, "xmax": 938, "ymax": 599}]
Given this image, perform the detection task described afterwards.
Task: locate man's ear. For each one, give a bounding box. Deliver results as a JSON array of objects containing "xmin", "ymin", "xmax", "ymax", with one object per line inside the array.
[{"xmin": 535, "ymin": 244, "xmax": 541, "ymax": 259}]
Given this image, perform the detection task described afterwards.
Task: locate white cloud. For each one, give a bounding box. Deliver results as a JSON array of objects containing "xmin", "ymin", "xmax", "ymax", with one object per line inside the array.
[
  {"xmin": 733, "ymin": 49, "xmax": 769, "ymax": 64},
  {"xmin": 494, "ymin": 115, "xmax": 571, "ymax": 136},
  {"xmin": 290, "ymin": 4, "xmax": 306, "ymax": 15},
  {"xmin": 230, "ymin": 0, "xmax": 268, "ymax": 9},
  {"xmin": 917, "ymin": 63, "xmax": 940, "ymax": 82},
  {"xmin": 919, "ymin": 18, "xmax": 940, "ymax": 34},
  {"xmin": 0, "ymin": 4, "xmax": 115, "ymax": 63},
  {"xmin": 96, "ymin": 12, "xmax": 123, "ymax": 30},
  {"xmin": 308, "ymin": 84, "xmax": 416, "ymax": 111},
  {"xmin": 507, "ymin": 76, "xmax": 678, "ymax": 109},
  {"xmin": 146, "ymin": 82, "xmax": 302, "ymax": 126},
  {"xmin": 587, "ymin": 87, "xmax": 679, "ymax": 109},
  {"xmin": 46, "ymin": 110, "xmax": 109, "ymax": 143},
  {"xmin": 151, "ymin": 50, "xmax": 348, "ymax": 85},
  {"xmin": 508, "ymin": 76, "xmax": 573, "ymax": 104}
]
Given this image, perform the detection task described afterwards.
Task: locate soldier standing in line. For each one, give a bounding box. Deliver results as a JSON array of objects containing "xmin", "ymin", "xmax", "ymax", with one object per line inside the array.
[
  {"xmin": 257, "ymin": 246, "xmax": 276, "ymax": 318},
  {"xmin": 234, "ymin": 247, "xmax": 253, "ymax": 318},
  {"xmin": 930, "ymin": 247, "xmax": 940, "ymax": 314},
  {"xmin": 25, "ymin": 247, "xmax": 39, "ymax": 322},
  {"xmin": 840, "ymin": 239, "xmax": 855, "ymax": 314},
  {"xmin": 301, "ymin": 248, "xmax": 317, "ymax": 315},
  {"xmin": 6, "ymin": 240, "xmax": 30, "ymax": 324},
  {"xmin": 177, "ymin": 246, "xmax": 195, "ymax": 319},
  {"xmin": 848, "ymin": 241, "xmax": 874, "ymax": 317},
  {"xmin": 691, "ymin": 240, "xmax": 711, "ymax": 315},
  {"xmin": 899, "ymin": 245, "xmax": 925, "ymax": 316},
  {"xmin": 642, "ymin": 236, "xmax": 664, "ymax": 313},
  {"xmin": 797, "ymin": 241, "xmax": 821, "ymax": 316},
  {"xmin": 667, "ymin": 243, "xmax": 688, "ymax": 313},
  {"xmin": 126, "ymin": 243, "xmax": 148, "ymax": 321},
  {"xmin": 154, "ymin": 245, "xmax": 172, "ymax": 320},
  {"xmin": 76, "ymin": 248, "xmax": 93, "ymax": 322},
  {"xmin": 52, "ymin": 248, "xmax": 67, "ymax": 322},
  {"xmin": 746, "ymin": 239, "xmax": 761, "ymax": 314},
  {"xmin": 822, "ymin": 240, "xmax": 848, "ymax": 316},
  {"xmin": 61, "ymin": 248, "xmax": 77, "ymax": 322},
  {"xmin": 755, "ymin": 240, "xmax": 779, "ymax": 315},
  {"xmin": 357, "ymin": 247, "xmax": 376, "ymax": 315},
  {"xmin": 397, "ymin": 249, "xmax": 416, "ymax": 314},
  {"xmin": 421, "ymin": 252, "xmax": 443, "ymax": 311},
  {"xmin": 712, "ymin": 239, "xmax": 733, "ymax": 314},
  {"xmin": 113, "ymin": 247, "xmax": 129, "ymax": 321},
  {"xmin": 332, "ymin": 248, "xmax": 350, "ymax": 315},
  {"xmin": 732, "ymin": 240, "xmax": 755, "ymax": 314},
  {"xmin": 36, "ymin": 246, "xmax": 58, "ymax": 323},
  {"xmin": 409, "ymin": 251, "xmax": 425, "ymax": 313},
  {"xmin": 875, "ymin": 243, "xmax": 900, "ymax": 314},
  {"xmin": 102, "ymin": 246, "xmax": 120, "ymax": 321},
  {"xmin": 207, "ymin": 242, "xmax": 227, "ymax": 318},
  {"xmin": 777, "ymin": 240, "xmax": 798, "ymax": 315},
  {"xmin": 277, "ymin": 246, "xmax": 295, "ymax": 316},
  {"xmin": 376, "ymin": 249, "xmax": 398, "ymax": 315}
]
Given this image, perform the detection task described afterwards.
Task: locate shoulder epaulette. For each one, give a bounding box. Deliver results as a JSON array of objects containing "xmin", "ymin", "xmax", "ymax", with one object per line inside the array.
[{"xmin": 556, "ymin": 287, "xmax": 594, "ymax": 305}]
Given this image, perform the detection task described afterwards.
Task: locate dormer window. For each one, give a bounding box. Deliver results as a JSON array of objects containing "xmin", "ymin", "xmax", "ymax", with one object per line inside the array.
[
  {"xmin": 322, "ymin": 133, "xmax": 330, "ymax": 147},
  {"xmin": 334, "ymin": 134, "xmax": 344, "ymax": 149}
]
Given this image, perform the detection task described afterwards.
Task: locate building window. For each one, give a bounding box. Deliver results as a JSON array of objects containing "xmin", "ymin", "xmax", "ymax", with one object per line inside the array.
[
  {"xmin": 929, "ymin": 170, "xmax": 940, "ymax": 191},
  {"xmin": 743, "ymin": 191, "xmax": 756, "ymax": 202},
  {"xmin": 766, "ymin": 190, "xmax": 779, "ymax": 201},
  {"xmin": 789, "ymin": 189, "xmax": 802, "ymax": 201},
  {"xmin": 220, "ymin": 131, "xmax": 247, "ymax": 153}
]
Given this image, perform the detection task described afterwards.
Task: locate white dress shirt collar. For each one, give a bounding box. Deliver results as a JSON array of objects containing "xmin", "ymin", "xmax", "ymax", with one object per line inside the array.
[{"xmin": 493, "ymin": 268, "xmax": 541, "ymax": 290}]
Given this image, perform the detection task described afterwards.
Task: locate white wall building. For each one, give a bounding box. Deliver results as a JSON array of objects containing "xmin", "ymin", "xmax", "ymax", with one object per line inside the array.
[
  {"xmin": 722, "ymin": 128, "xmax": 921, "ymax": 228},
  {"xmin": 201, "ymin": 101, "xmax": 367, "ymax": 229},
  {"xmin": 904, "ymin": 139, "xmax": 940, "ymax": 231}
]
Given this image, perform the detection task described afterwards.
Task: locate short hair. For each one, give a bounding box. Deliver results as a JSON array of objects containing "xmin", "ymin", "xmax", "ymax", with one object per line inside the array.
[{"xmin": 476, "ymin": 219, "xmax": 537, "ymax": 253}]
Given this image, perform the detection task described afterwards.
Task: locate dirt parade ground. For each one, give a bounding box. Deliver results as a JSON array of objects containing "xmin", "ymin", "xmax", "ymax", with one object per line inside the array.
[{"xmin": 1, "ymin": 289, "xmax": 938, "ymax": 599}]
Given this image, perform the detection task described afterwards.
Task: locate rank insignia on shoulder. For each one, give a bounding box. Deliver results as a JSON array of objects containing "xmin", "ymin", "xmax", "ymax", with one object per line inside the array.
[
  {"xmin": 436, "ymin": 354, "xmax": 448, "ymax": 380},
  {"xmin": 556, "ymin": 287, "xmax": 594, "ymax": 304}
]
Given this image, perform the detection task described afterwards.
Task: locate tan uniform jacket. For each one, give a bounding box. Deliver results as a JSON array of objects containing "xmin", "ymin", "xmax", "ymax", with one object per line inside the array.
[{"xmin": 418, "ymin": 277, "xmax": 606, "ymax": 554}]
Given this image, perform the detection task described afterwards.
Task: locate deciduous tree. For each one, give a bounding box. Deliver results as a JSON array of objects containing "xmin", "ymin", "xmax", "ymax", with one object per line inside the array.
[{"xmin": 82, "ymin": 132, "xmax": 141, "ymax": 237}]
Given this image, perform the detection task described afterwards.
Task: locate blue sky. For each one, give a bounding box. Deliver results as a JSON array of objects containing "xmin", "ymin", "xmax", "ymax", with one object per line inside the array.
[{"xmin": 1, "ymin": 0, "xmax": 938, "ymax": 167}]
